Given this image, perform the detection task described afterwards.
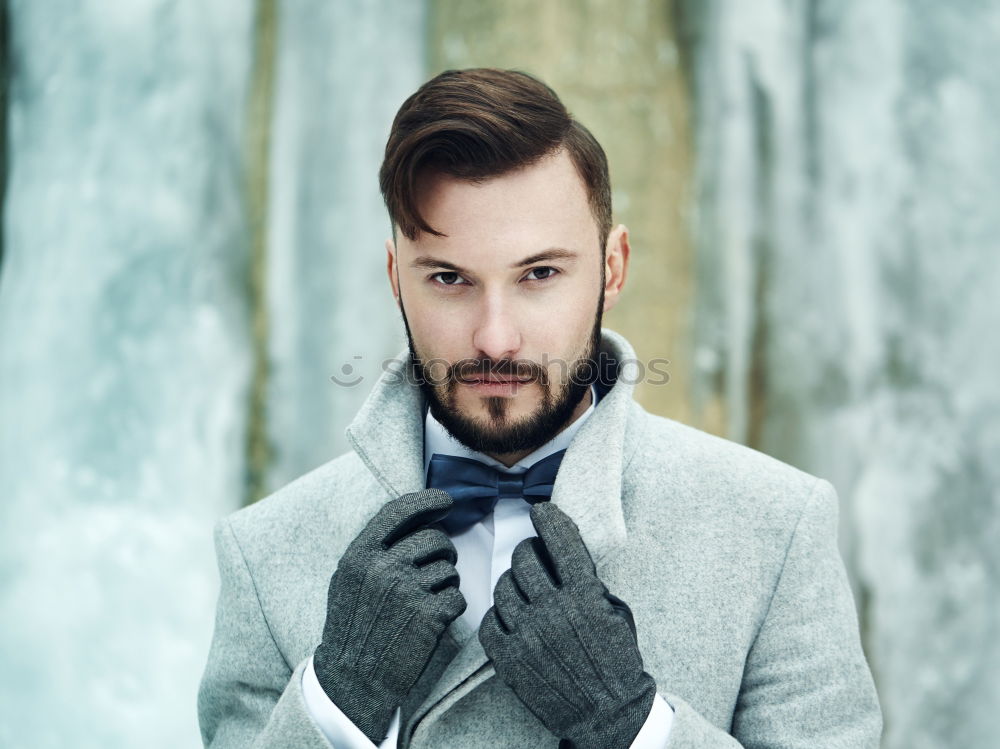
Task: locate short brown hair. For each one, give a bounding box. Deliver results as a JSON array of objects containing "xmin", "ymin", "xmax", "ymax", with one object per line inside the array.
[{"xmin": 379, "ymin": 68, "xmax": 612, "ymax": 246}]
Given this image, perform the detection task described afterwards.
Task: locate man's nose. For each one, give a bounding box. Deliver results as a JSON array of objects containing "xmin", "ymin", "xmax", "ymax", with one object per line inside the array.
[{"xmin": 471, "ymin": 293, "xmax": 522, "ymax": 362}]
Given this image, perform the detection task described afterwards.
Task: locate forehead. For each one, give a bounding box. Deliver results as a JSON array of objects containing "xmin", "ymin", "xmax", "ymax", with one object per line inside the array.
[{"xmin": 403, "ymin": 149, "xmax": 600, "ymax": 263}]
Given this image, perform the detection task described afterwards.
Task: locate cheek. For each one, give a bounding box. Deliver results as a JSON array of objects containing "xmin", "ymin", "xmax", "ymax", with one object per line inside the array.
[
  {"xmin": 406, "ymin": 298, "xmax": 470, "ymax": 358},
  {"xmin": 533, "ymin": 287, "xmax": 598, "ymax": 344},
  {"xmin": 531, "ymin": 308, "xmax": 596, "ymax": 380}
]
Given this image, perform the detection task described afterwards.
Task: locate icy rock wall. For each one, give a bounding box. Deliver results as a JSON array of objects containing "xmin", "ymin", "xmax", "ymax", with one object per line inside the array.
[
  {"xmin": 0, "ymin": 2, "xmax": 255, "ymax": 746},
  {"xmin": 263, "ymin": 0, "xmax": 425, "ymax": 493},
  {"xmin": 683, "ymin": 2, "xmax": 1000, "ymax": 747}
]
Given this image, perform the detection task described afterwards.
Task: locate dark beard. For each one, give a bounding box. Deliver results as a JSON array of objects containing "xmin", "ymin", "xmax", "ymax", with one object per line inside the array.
[{"xmin": 399, "ymin": 292, "xmax": 604, "ymax": 456}]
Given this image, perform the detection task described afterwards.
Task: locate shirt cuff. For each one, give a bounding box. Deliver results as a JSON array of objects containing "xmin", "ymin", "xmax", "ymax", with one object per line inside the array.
[
  {"xmin": 301, "ymin": 654, "xmax": 401, "ymax": 748},
  {"xmin": 629, "ymin": 693, "xmax": 675, "ymax": 749}
]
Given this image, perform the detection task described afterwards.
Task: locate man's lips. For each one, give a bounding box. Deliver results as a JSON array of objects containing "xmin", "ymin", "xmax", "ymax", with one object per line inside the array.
[{"xmin": 462, "ymin": 375, "xmax": 532, "ymax": 383}]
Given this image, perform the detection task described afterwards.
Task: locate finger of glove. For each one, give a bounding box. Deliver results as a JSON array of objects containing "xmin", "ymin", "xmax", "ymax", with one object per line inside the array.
[
  {"xmin": 510, "ymin": 536, "xmax": 559, "ymax": 602},
  {"xmin": 392, "ymin": 527, "xmax": 458, "ymax": 566},
  {"xmin": 529, "ymin": 503, "xmax": 598, "ymax": 588},
  {"xmin": 417, "ymin": 558, "xmax": 461, "ymax": 593},
  {"xmin": 371, "ymin": 489, "xmax": 454, "ymax": 549},
  {"xmin": 491, "ymin": 568, "xmax": 530, "ymax": 631},
  {"xmin": 425, "ymin": 584, "xmax": 467, "ymax": 626},
  {"xmin": 479, "ymin": 606, "xmax": 511, "ymax": 652}
]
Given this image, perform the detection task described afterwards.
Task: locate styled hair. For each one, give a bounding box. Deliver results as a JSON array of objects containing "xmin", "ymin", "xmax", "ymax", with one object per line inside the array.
[{"xmin": 379, "ymin": 68, "xmax": 612, "ymax": 246}]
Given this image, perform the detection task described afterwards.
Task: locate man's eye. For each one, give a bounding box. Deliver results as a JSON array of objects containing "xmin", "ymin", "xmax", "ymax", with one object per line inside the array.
[
  {"xmin": 431, "ymin": 271, "xmax": 467, "ymax": 286},
  {"xmin": 524, "ymin": 267, "xmax": 558, "ymax": 281}
]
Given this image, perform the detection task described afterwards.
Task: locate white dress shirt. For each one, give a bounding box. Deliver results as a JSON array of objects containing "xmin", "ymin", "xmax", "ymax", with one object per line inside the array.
[{"xmin": 302, "ymin": 385, "xmax": 674, "ymax": 747}]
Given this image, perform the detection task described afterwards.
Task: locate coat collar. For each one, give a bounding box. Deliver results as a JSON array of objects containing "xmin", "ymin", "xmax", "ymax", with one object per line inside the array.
[{"xmin": 344, "ymin": 328, "xmax": 646, "ymax": 564}]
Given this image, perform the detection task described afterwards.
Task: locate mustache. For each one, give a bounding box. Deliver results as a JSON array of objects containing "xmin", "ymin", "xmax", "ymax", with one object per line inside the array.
[{"xmin": 447, "ymin": 358, "xmax": 549, "ymax": 385}]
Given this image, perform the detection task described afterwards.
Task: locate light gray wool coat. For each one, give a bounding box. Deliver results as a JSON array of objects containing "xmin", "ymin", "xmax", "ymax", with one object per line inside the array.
[{"xmin": 198, "ymin": 329, "xmax": 883, "ymax": 748}]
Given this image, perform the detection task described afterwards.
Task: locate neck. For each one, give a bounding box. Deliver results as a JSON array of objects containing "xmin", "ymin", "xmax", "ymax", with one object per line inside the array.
[{"xmin": 483, "ymin": 386, "xmax": 594, "ymax": 468}]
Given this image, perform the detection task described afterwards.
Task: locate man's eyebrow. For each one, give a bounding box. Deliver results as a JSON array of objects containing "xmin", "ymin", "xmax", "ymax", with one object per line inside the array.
[
  {"xmin": 409, "ymin": 248, "xmax": 579, "ymax": 274},
  {"xmin": 409, "ymin": 256, "xmax": 464, "ymax": 272},
  {"xmin": 512, "ymin": 248, "xmax": 579, "ymax": 268}
]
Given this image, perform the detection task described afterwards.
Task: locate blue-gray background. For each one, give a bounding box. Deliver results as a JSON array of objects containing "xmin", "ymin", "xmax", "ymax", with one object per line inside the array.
[{"xmin": 0, "ymin": 2, "xmax": 996, "ymax": 747}]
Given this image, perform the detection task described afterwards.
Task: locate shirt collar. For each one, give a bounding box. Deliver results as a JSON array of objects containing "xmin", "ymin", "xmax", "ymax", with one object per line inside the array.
[{"xmin": 423, "ymin": 383, "xmax": 599, "ymax": 477}]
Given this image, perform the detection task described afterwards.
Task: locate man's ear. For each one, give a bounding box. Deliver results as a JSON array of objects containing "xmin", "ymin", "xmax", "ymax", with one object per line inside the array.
[
  {"xmin": 603, "ymin": 224, "xmax": 630, "ymax": 313},
  {"xmin": 385, "ymin": 238, "xmax": 401, "ymax": 309}
]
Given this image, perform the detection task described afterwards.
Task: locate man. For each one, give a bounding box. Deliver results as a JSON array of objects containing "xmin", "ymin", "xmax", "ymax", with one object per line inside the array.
[{"xmin": 198, "ymin": 69, "xmax": 882, "ymax": 748}]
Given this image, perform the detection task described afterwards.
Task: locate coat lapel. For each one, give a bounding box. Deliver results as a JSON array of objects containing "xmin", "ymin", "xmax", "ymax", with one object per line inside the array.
[
  {"xmin": 344, "ymin": 356, "xmax": 426, "ymax": 498},
  {"xmin": 345, "ymin": 329, "xmax": 645, "ymax": 746},
  {"xmin": 549, "ymin": 329, "xmax": 641, "ymax": 564}
]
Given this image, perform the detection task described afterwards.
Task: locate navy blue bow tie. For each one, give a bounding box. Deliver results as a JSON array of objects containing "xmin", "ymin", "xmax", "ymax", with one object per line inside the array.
[{"xmin": 426, "ymin": 449, "xmax": 567, "ymax": 534}]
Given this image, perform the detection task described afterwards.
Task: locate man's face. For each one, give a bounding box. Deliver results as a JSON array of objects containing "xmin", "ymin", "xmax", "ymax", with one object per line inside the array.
[{"xmin": 387, "ymin": 148, "xmax": 627, "ymax": 463}]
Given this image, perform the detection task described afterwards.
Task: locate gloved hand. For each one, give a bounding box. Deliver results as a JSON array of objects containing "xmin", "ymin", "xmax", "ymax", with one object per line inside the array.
[
  {"xmin": 479, "ymin": 502, "xmax": 656, "ymax": 749},
  {"xmin": 313, "ymin": 489, "xmax": 466, "ymax": 742}
]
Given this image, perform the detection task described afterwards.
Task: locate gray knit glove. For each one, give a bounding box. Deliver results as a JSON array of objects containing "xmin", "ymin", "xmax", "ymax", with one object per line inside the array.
[
  {"xmin": 479, "ymin": 502, "xmax": 656, "ymax": 749},
  {"xmin": 313, "ymin": 489, "xmax": 466, "ymax": 742}
]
